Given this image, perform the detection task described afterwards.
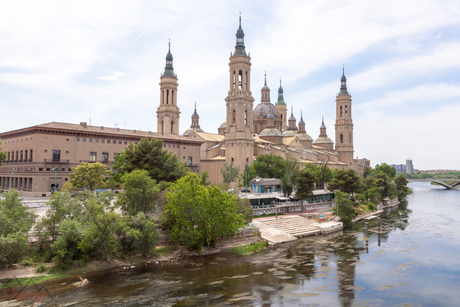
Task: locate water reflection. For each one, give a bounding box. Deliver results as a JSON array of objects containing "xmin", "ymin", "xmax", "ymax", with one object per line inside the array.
[{"xmin": 1, "ymin": 182, "xmax": 459, "ymax": 306}]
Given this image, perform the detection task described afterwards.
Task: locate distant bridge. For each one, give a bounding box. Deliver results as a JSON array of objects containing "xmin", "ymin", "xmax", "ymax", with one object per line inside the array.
[{"xmin": 408, "ymin": 179, "xmax": 460, "ymax": 190}]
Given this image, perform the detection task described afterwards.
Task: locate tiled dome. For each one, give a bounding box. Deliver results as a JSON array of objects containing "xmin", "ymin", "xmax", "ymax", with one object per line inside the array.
[
  {"xmin": 296, "ymin": 133, "xmax": 313, "ymax": 141},
  {"xmin": 183, "ymin": 127, "xmax": 204, "ymax": 136},
  {"xmin": 219, "ymin": 121, "xmax": 227, "ymax": 129},
  {"xmin": 314, "ymin": 137, "xmax": 334, "ymax": 144},
  {"xmin": 253, "ymin": 102, "xmax": 281, "ymax": 118},
  {"xmin": 282, "ymin": 130, "xmax": 296, "ymax": 137},
  {"xmin": 259, "ymin": 128, "xmax": 282, "ymax": 136}
]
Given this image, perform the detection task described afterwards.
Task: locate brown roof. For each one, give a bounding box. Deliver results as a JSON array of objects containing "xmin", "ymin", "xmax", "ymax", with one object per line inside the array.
[{"xmin": 1, "ymin": 122, "xmax": 203, "ymax": 144}]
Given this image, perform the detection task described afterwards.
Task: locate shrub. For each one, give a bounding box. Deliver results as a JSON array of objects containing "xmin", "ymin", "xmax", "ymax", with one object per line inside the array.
[
  {"xmin": 367, "ymin": 202, "xmax": 377, "ymax": 211},
  {"xmin": 36, "ymin": 264, "xmax": 46, "ymax": 273}
]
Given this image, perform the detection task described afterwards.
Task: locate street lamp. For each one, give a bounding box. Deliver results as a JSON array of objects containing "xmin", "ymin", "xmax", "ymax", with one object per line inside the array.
[
  {"xmin": 9, "ymin": 167, "xmax": 15, "ymax": 192},
  {"xmin": 52, "ymin": 168, "xmax": 57, "ymax": 193}
]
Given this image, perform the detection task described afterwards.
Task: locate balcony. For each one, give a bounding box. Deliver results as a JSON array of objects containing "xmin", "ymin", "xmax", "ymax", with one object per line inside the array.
[{"xmin": 44, "ymin": 159, "xmax": 70, "ymax": 164}]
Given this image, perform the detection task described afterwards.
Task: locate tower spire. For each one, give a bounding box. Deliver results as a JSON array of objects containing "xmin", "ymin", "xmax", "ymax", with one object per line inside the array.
[
  {"xmin": 339, "ymin": 65, "xmax": 349, "ymax": 96},
  {"xmin": 234, "ymin": 14, "xmax": 246, "ymax": 56},
  {"xmin": 163, "ymin": 40, "xmax": 175, "ymax": 77},
  {"xmin": 264, "ymin": 71, "xmax": 267, "ymax": 86}
]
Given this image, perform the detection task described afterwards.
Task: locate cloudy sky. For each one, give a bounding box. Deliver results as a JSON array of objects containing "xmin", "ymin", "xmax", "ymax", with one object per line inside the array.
[{"xmin": 1, "ymin": 0, "xmax": 459, "ymax": 170}]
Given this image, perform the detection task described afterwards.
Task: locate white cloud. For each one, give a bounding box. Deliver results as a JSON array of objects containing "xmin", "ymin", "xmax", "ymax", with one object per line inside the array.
[{"xmin": 97, "ymin": 72, "xmax": 124, "ymax": 81}]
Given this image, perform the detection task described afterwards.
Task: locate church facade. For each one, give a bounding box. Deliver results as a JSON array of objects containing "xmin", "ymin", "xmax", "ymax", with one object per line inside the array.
[{"xmin": 0, "ymin": 17, "xmax": 370, "ymax": 195}]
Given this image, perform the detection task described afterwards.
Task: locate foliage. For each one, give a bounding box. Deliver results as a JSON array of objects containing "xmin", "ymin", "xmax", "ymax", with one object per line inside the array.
[
  {"xmin": 51, "ymin": 219, "xmax": 82, "ymax": 270},
  {"xmin": 0, "ymin": 190, "xmax": 37, "ymax": 267},
  {"xmin": 0, "ymin": 138, "xmax": 7, "ymax": 166},
  {"xmin": 70, "ymin": 162, "xmax": 109, "ymax": 191},
  {"xmin": 395, "ymin": 175, "xmax": 412, "ymax": 200},
  {"xmin": 200, "ymin": 171, "xmax": 210, "ymax": 186},
  {"xmin": 303, "ymin": 163, "xmax": 333, "ymax": 184},
  {"xmin": 78, "ymin": 193, "xmax": 120, "ymax": 261},
  {"xmin": 281, "ymin": 158, "xmax": 300, "ymax": 197},
  {"xmin": 116, "ymin": 212, "xmax": 159, "ymax": 256},
  {"xmin": 116, "ymin": 138, "xmax": 189, "ymax": 184},
  {"xmin": 328, "ymin": 169, "xmax": 362, "ymax": 195},
  {"xmin": 374, "ymin": 163, "xmax": 396, "ymax": 179},
  {"xmin": 367, "ymin": 202, "xmax": 377, "ymax": 211},
  {"xmin": 163, "ymin": 173, "xmax": 244, "ymax": 251},
  {"xmin": 221, "ymin": 162, "xmax": 240, "ymax": 184},
  {"xmin": 117, "ymin": 170, "xmax": 160, "ymax": 216},
  {"xmin": 242, "ymin": 154, "xmax": 287, "ymax": 184},
  {"xmin": 333, "ymin": 191, "xmax": 357, "ymax": 228},
  {"xmin": 36, "ymin": 263, "xmax": 46, "ymax": 273},
  {"xmin": 296, "ymin": 168, "xmax": 317, "ymax": 200},
  {"xmin": 61, "ymin": 182, "xmax": 75, "ymax": 191},
  {"xmin": 235, "ymin": 198, "xmax": 254, "ymax": 224},
  {"xmin": 223, "ymin": 241, "xmax": 266, "ymax": 255}
]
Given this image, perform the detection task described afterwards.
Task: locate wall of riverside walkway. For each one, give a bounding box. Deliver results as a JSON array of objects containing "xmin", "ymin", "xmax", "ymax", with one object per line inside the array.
[{"xmin": 253, "ymin": 201, "xmax": 336, "ymax": 216}]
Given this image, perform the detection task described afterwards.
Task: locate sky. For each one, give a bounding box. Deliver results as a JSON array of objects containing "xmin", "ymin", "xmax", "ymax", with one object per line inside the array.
[{"xmin": 1, "ymin": 0, "xmax": 459, "ymax": 170}]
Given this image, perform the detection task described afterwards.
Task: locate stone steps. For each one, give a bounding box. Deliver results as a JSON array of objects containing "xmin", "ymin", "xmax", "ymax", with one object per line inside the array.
[{"xmin": 260, "ymin": 217, "xmax": 321, "ymax": 237}]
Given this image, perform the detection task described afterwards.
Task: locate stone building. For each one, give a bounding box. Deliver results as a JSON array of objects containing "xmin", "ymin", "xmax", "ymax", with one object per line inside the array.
[{"xmin": 0, "ymin": 16, "xmax": 370, "ymax": 194}]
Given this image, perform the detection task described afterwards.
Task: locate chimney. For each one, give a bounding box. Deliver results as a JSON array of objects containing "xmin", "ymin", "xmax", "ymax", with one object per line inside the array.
[{"xmin": 80, "ymin": 122, "xmax": 87, "ymax": 128}]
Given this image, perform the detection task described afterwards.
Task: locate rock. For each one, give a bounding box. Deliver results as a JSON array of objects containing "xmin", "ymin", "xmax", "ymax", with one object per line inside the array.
[{"xmin": 130, "ymin": 266, "xmax": 135, "ymax": 269}]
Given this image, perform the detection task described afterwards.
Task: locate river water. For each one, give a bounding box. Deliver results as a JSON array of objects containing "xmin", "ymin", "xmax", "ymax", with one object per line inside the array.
[{"xmin": 2, "ymin": 182, "xmax": 460, "ymax": 306}]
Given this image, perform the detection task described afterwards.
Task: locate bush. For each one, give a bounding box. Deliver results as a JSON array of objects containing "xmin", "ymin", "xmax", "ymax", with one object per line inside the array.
[
  {"xmin": 36, "ymin": 264, "xmax": 46, "ymax": 273},
  {"xmin": 367, "ymin": 202, "xmax": 377, "ymax": 211}
]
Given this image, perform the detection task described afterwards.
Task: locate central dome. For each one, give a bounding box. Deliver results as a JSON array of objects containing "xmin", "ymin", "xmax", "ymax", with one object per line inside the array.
[{"xmin": 253, "ymin": 102, "xmax": 281, "ymax": 118}]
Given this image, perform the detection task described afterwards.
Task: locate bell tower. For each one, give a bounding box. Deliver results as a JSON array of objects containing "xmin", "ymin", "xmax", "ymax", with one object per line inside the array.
[
  {"xmin": 275, "ymin": 78, "xmax": 287, "ymax": 130},
  {"xmin": 225, "ymin": 15, "xmax": 254, "ymax": 167},
  {"xmin": 335, "ymin": 67, "xmax": 354, "ymax": 168},
  {"xmin": 157, "ymin": 42, "xmax": 180, "ymax": 134}
]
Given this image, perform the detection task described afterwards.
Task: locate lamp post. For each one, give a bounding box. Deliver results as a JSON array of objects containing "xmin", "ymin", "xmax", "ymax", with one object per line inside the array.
[
  {"xmin": 9, "ymin": 167, "xmax": 15, "ymax": 192},
  {"xmin": 52, "ymin": 168, "xmax": 57, "ymax": 193}
]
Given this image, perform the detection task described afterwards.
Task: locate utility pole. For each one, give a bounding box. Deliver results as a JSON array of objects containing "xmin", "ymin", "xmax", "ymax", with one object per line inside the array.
[{"xmin": 9, "ymin": 167, "xmax": 16, "ymax": 192}]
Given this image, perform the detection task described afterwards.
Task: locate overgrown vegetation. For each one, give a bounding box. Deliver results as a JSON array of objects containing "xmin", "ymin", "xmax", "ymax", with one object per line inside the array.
[{"xmin": 223, "ymin": 241, "xmax": 266, "ymax": 255}]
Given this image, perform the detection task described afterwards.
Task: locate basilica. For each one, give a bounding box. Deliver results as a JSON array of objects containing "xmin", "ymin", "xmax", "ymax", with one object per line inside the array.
[
  {"xmin": 0, "ymin": 17, "xmax": 370, "ymax": 196},
  {"xmin": 158, "ymin": 16, "xmax": 370, "ymax": 183}
]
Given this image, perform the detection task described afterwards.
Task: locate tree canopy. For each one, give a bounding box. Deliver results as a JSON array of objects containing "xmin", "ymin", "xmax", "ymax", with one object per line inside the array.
[
  {"xmin": 374, "ymin": 163, "xmax": 396, "ymax": 179},
  {"xmin": 281, "ymin": 158, "xmax": 300, "ymax": 197},
  {"xmin": 334, "ymin": 191, "xmax": 357, "ymax": 228},
  {"xmin": 395, "ymin": 175, "xmax": 411, "ymax": 200},
  {"xmin": 0, "ymin": 138, "xmax": 7, "ymax": 166},
  {"xmin": 296, "ymin": 168, "xmax": 317, "ymax": 200},
  {"xmin": 163, "ymin": 173, "xmax": 244, "ymax": 251},
  {"xmin": 221, "ymin": 162, "xmax": 240, "ymax": 185},
  {"xmin": 115, "ymin": 138, "xmax": 189, "ymax": 184},
  {"xmin": 244, "ymin": 154, "xmax": 286, "ymax": 183},
  {"xmin": 328, "ymin": 169, "xmax": 362, "ymax": 195},
  {"xmin": 70, "ymin": 162, "xmax": 109, "ymax": 191}
]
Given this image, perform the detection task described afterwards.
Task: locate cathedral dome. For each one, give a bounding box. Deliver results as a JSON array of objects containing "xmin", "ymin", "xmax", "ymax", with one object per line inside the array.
[
  {"xmin": 219, "ymin": 121, "xmax": 227, "ymax": 129},
  {"xmin": 259, "ymin": 128, "xmax": 282, "ymax": 136},
  {"xmin": 282, "ymin": 130, "xmax": 296, "ymax": 137},
  {"xmin": 314, "ymin": 137, "xmax": 334, "ymax": 144},
  {"xmin": 253, "ymin": 102, "xmax": 281, "ymax": 118},
  {"xmin": 296, "ymin": 133, "xmax": 313, "ymax": 141},
  {"xmin": 183, "ymin": 127, "xmax": 204, "ymax": 136}
]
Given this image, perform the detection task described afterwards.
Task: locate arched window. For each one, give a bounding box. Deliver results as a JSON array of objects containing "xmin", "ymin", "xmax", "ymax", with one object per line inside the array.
[
  {"xmin": 340, "ymin": 106, "xmax": 342, "ymax": 117},
  {"xmin": 255, "ymin": 125, "xmax": 258, "ymax": 133},
  {"xmin": 233, "ymin": 110, "xmax": 236, "ymax": 125},
  {"xmin": 245, "ymin": 71, "xmax": 248, "ymax": 89},
  {"xmin": 345, "ymin": 106, "xmax": 348, "ymax": 117},
  {"xmin": 233, "ymin": 71, "xmax": 236, "ymax": 90},
  {"xmin": 340, "ymin": 134, "xmax": 343, "ymax": 143},
  {"xmin": 166, "ymin": 90, "xmax": 169, "ymax": 104},
  {"xmin": 171, "ymin": 90, "xmax": 174, "ymax": 105},
  {"xmin": 239, "ymin": 70, "xmax": 243, "ymax": 90},
  {"xmin": 171, "ymin": 121, "xmax": 174, "ymax": 134},
  {"xmin": 161, "ymin": 121, "xmax": 164, "ymax": 133},
  {"xmin": 244, "ymin": 110, "xmax": 247, "ymax": 125}
]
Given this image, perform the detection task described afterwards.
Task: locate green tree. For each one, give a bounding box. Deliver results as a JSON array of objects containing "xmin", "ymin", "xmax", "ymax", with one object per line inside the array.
[
  {"xmin": 0, "ymin": 190, "xmax": 37, "ymax": 267},
  {"xmin": 70, "ymin": 162, "xmax": 109, "ymax": 191},
  {"xmin": 116, "ymin": 212, "xmax": 159, "ymax": 257},
  {"xmin": 221, "ymin": 162, "xmax": 240, "ymax": 184},
  {"xmin": 0, "ymin": 138, "xmax": 7, "ymax": 166},
  {"xmin": 374, "ymin": 163, "xmax": 396, "ymax": 179},
  {"xmin": 328, "ymin": 169, "xmax": 362, "ymax": 195},
  {"xmin": 200, "ymin": 171, "xmax": 210, "ymax": 186},
  {"xmin": 395, "ymin": 175, "xmax": 411, "ymax": 200},
  {"xmin": 241, "ymin": 154, "xmax": 287, "ymax": 184},
  {"xmin": 281, "ymin": 158, "xmax": 300, "ymax": 197},
  {"xmin": 117, "ymin": 170, "xmax": 160, "ymax": 216},
  {"xmin": 296, "ymin": 168, "xmax": 317, "ymax": 211},
  {"xmin": 235, "ymin": 198, "xmax": 254, "ymax": 224},
  {"xmin": 163, "ymin": 173, "xmax": 244, "ymax": 251},
  {"xmin": 79, "ymin": 193, "xmax": 120, "ymax": 260},
  {"xmin": 117, "ymin": 138, "xmax": 189, "ymax": 184},
  {"xmin": 50, "ymin": 219, "xmax": 82, "ymax": 270},
  {"xmin": 333, "ymin": 191, "xmax": 357, "ymax": 228}
]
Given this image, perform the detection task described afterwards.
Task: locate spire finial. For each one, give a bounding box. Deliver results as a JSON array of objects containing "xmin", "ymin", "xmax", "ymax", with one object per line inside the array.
[
  {"xmin": 280, "ymin": 77, "xmax": 282, "ymax": 86},
  {"xmin": 169, "ymin": 39, "xmax": 171, "ymax": 52},
  {"xmin": 264, "ymin": 71, "xmax": 267, "ymax": 86},
  {"xmin": 291, "ymin": 106, "xmax": 293, "ymax": 116},
  {"xmin": 239, "ymin": 12, "xmax": 242, "ymax": 28},
  {"xmin": 194, "ymin": 101, "xmax": 196, "ymax": 112},
  {"xmin": 342, "ymin": 64, "xmax": 345, "ymax": 76},
  {"xmin": 301, "ymin": 110, "xmax": 303, "ymax": 120},
  {"xmin": 322, "ymin": 116, "xmax": 324, "ymax": 125}
]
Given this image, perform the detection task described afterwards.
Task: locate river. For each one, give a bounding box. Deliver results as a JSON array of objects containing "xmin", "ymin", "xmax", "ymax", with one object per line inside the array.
[{"xmin": 2, "ymin": 182, "xmax": 460, "ymax": 306}]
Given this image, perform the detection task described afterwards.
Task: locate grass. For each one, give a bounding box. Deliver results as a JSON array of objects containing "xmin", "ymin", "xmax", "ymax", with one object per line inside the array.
[
  {"xmin": 155, "ymin": 246, "xmax": 177, "ymax": 256},
  {"xmin": 0, "ymin": 274, "xmax": 68, "ymax": 287},
  {"xmin": 254, "ymin": 213, "xmax": 286, "ymax": 218},
  {"xmin": 222, "ymin": 241, "xmax": 266, "ymax": 255}
]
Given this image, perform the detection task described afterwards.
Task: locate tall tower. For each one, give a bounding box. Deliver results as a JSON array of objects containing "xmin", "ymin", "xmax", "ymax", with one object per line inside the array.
[
  {"xmin": 225, "ymin": 15, "xmax": 254, "ymax": 167},
  {"xmin": 275, "ymin": 78, "xmax": 287, "ymax": 130},
  {"xmin": 261, "ymin": 72, "xmax": 270, "ymax": 103},
  {"xmin": 287, "ymin": 106, "xmax": 297, "ymax": 131},
  {"xmin": 335, "ymin": 67, "xmax": 354, "ymax": 168},
  {"xmin": 157, "ymin": 42, "xmax": 180, "ymax": 134}
]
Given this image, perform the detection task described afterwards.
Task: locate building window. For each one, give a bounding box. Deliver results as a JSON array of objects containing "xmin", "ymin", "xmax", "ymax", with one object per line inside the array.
[
  {"xmin": 340, "ymin": 106, "xmax": 342, "ymax": 117},
  {"xmin": 255, "ymin": 125, "xmax": 258, "ymax": 133},
  {"xmin": 246, "ymin": 158, "xmax": 249, "ymax": 162},
  {"xmin": 172, "ymin": 145, "xmax": 175, "ymax": 148},
  {"xmin": 340, "ymin": 134, "xmax": 343, "ymax": 144},
  {"xmin": 101, "ymin": 140, "xmax": 105, "ymax": 143},
  {"xmin": 345, "ymin": 106, "xmax": 348, "ymax": 117},
  {"xmin": 245, "ymin": 110, "xmax": 247, "ymax": 125},
  {"xmin": 90, "ymin": 152, "xmax": 97, "ymax": 162},
  {"xmin": 164, "ymin": 144, "xmax": 166, "ymax": 147},
  {"xmin": 52, "ymin": 150, "xmax": 61, "ymax": 162},
  {"xmin": 30, "ymin": 150, "xmax": 33, "ymax": 162},
  {"xmin": 107, "ymin": 140, "xmax": 111, "ymax": 144},
  {"xmin": 124, "ymin": 141, "xmax": 127, "ymax": 145},
  {"xmin": 89, "ymin": 139, "xmax": 93, "ymax": 142},
  {"xmin": 39, "ymin": 168, "xmax": 43, "ymax": 171},
  {"xmin": 76, "ymin": 138, "xmax": 80, "ymax": 141},
  {"xmin": 114, "ymin": 153, "xmax": 120, "ymax": 160},
  {"xmin": 187, "ymin": 156, "xmax": 192, "ymax": 166},
  {"xmin": 95, "ymin": 139, "xmax": 99, "ymax": 143},
  {"xmin": 82, "ymin": 138, "xmax": 86, "ymax": 142},
  {"xmin": 168, "ymin": 144, "xmax": 170, "ymax": 148},
  {"xmin": 171, "ymin": 121, "xmax": 174, "ymax": 134},
  {"xmin": 233, "ymin": 110, "xmax": 236, "ymax": 124},
  {"xmin": 119, "ymin": 141, "xmax": 122, "ymax": 144},
  {"xmin": 102, "ymin": 152, "xmax": 109, "ymax": 163},
  {"xmin": 231, "ymin": 157, "xmax": 234, "ymax": 162},
  {"xmin": 113, "ymin": 141, "xmax": 116, "ymax": 145}
]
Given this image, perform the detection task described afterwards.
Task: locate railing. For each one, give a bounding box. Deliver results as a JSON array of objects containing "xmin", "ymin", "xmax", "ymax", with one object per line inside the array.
[
  {"xmin": 44, "ymin": 159, "xmax": 69, "ymax": 163},
  {"xmin": 3, "ymin": 159, "xmax": 33, "ymax": 164}
]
